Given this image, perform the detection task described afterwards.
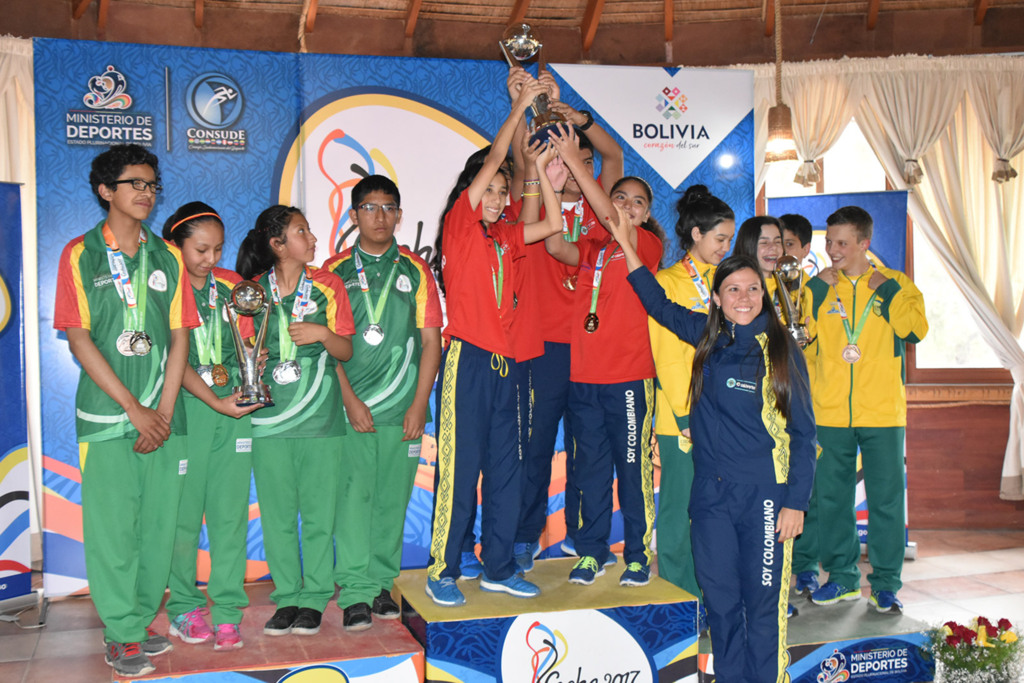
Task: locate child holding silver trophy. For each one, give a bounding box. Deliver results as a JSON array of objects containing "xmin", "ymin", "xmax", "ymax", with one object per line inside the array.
[
  {"xmin": 160, "ymin": 202, "xmax": 263, "ymax": 651},
  {"xmin": 235, "ymin": 205, "xmax": 355, "ymax": 636}
]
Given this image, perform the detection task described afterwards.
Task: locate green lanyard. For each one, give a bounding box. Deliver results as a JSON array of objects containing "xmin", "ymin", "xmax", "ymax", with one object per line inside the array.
[
  {"xmin": 834, "ymin": 277, "xmax": 878, "ymax": 346},
  {"xmin": 194, "ymin": 274, "xmax": 222, "ymax": 365},
  {"xmin": 354, "ymin": 248, "xmax": 400, "ymax": 326},
  {"xmin": 105, "ymin": 231, "xmax": 149, "ymax": 332},
  {"xmin": 269, "ymin": 267, "xmax": 313, "ymax": 362},
  {"xmin": 589, "ymin": 243, "xmax": 619, "ymax": 316},
  {"xmin": 491, "ymin": 239, "xmax": 505, "ymax": 308}
]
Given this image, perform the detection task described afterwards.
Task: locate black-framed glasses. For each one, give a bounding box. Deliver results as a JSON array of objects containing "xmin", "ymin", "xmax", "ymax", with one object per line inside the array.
[
  {"xmin": 109, "ymin": 178, "xmax": 163, "ymax": 194},
  {"xmin": 358, "ymin": 203, "xmax": 399, "ymax": 215}
]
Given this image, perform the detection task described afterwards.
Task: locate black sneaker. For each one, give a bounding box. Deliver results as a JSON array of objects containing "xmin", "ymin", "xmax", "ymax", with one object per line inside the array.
[
  {"xmin": 371, "ymin": 589, "xmax": 400, "ymax": 619},
  {"xmin": 105, "ymin": 641, "xmax": 155, "ymax": 678},
  {"xmin": 291, "ymin": 607, "xmax": 322, "ymax": 636},
  {"xmin": 143, "ymin": 629, "xmax": 173, "ymax": 656},
  {"xmin": 343, "ymin": 603, "xmax": 373, "ymax": 631},
  {"xmin": 263, "ymin": 605, "xmax": 299, "ymax": 636}
]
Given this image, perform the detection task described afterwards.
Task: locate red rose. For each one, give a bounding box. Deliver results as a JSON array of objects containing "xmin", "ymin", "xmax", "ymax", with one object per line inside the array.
[
  {"xmin": 946, "ymin": 635, "xmax": 962, "ymax": 647},
  {"xmin": 978, "ymin": 616, "xmax": 995, "ymax": 631},
  {"xmin": 998, "ymin": 618, "xmax": 1013, "ymax": 631},
  {"xmin": 944, "ymin": 620, "xmax": 960, "ymax": 630}
]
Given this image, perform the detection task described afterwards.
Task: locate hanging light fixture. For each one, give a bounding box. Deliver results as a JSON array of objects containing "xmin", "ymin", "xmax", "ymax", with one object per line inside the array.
[{"xmin": 765, "ymin": 0, "xmax": 797, "ymax": 163}]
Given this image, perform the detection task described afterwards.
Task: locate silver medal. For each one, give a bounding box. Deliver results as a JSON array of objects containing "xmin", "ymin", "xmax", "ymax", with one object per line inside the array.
[
  {"xmin": 116, "ymin": 331, "xmax": 134, "ymax": 357},
  {"xmin": 130, "ymin": 331, "xmax": 153, "ymax": 356},
  {"xmin": 272, "ymin": 360, "xmax": 302, "ymax": 384},
  {"xmin": 197, "ymin": 364, "xmax": 214, "ymax": 387},
  {"xmin": 362, "ymin": 324, "xmax": 384, "ymax": 346}
]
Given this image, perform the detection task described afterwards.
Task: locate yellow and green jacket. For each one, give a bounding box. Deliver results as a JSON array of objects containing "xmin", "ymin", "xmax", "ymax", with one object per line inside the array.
[
  {"xmin": 649, "ymin": 254, "xmax": 715, "ymax": 439},
  {"xmin": 805, "ymin": 266, "xmax": 927, "ymax": 428}
]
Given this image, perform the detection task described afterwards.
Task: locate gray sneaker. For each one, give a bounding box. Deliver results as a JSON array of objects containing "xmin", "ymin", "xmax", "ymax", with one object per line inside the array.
[
  {"xmin": 143, "ymin": 629, "xmax": 173, "ymax": 656},
  {"xmin": 105, "ymin": 641, "xmax": 155, "ymax": 678}
]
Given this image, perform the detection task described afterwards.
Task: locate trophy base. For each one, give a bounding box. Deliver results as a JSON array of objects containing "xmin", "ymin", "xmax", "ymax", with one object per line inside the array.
[
  {"xmin": 234, "ymin": 384, "xmax": 274, "ymax": 408},
  {"xmin": 529, "ymin": 121, "xmax": 565, "ymax": 147}
]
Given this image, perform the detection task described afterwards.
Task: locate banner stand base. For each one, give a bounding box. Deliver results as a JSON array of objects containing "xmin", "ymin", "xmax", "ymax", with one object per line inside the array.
[{"xmin": 0, "ymin": 588, "xmax": 45, "ymax": 626}]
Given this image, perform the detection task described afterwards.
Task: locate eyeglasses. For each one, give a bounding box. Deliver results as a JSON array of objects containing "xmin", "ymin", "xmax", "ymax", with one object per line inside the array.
[
  {"xmin": 358, "ymin": 203, "xmax": 399, "ymax": 215},
  {"xmin": 109, "ymin": 178, "xmax": 163, "ymax": 194}
]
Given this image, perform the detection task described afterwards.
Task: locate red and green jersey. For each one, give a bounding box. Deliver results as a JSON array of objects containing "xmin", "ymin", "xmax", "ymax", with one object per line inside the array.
[
  {"xmin": 54, "ymin": 221, "xmax": 199, "ymax": 442},
  {"xmin": 323, "ymin": 240, "xmax": 442, "ymax": 426},
  {"xmin": 249, "ymin": 266, "xmax": 355, "ymax": 439},
  {"xmin": 186, "ymin": 267, "xmax": 254, "ymax": 400}
]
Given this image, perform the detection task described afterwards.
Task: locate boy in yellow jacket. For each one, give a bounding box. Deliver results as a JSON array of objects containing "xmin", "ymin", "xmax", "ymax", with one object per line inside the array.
[{"xmin": 805, "ymin": 206, "xmax": 927, "ymax": 614}]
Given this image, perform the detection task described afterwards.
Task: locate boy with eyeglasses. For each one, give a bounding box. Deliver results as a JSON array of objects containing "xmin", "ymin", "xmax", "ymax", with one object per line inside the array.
[
  {"xmin": 323, "ymin": 175, "xmax": 442, "ymax": 630},
  {"xmin": 54, "ymin": 144, "xmax": 199, "ymax": 677}
]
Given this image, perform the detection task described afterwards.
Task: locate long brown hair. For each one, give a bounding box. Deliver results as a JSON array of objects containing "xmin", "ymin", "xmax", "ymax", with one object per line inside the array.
[{"xmin": 689, "ymin": 255, "xmax": 799, "ymax": 420}]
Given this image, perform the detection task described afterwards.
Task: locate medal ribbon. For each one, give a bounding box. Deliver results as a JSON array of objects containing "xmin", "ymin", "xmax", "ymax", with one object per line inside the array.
[
  {"xmin": 561, "ymin": 198, "xmax": 584, "ymax": 241},
  {"xmin": 353, "ymin": 247, "xmax": 401, "ymax": 329},
  {"xmin": 269, "ymin": 267, "xmax": 313, "ymax": 362},
  {"xmin": 681, "ymin": 252, "xmax": 711, "ymax": 311},
  {"xmin": 589, "ymin": 243, "xmax": 619, "ymax": 317},
  {"xmin": 104, "ymin": 226, "xmax": 149, "ymax": 333},
  {"xmin": 833, "ymin": 277, "xmax": 878, "ymax": 346},
  {"xmin": 193, "ymin": 274, "xmax": 222, "ymax": 365},
  {"xmin": 490, "ymin": 239, "xmax": 505, "ymax": 309}
]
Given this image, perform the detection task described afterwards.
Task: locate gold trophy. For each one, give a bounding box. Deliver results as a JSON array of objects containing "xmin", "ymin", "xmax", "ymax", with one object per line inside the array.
[
  {"xmin": 499, "ymin": 23, "xmax": 566, "ymax": 146},
  {"xmin": 773, "ymin": 255, "xmax": 810, "ymax": 348},
  {"xmin": 226, "ymin": 280, "xmax": 274, "ymax": 407}
]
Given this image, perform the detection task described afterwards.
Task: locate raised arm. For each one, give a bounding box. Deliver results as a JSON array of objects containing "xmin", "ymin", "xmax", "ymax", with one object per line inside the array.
[
  {"xmin": 549, "ymin": 100, "xmax": 623, "ymax": 189},
  {"xmin": 547, "ymin": 124, "xmax": 616, "ymax": 231}
]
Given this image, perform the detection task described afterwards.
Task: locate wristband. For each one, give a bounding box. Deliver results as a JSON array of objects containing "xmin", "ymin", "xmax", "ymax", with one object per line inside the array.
[
  {"xmin": 522, "ymin": 192, "xmax": 541, "ymax": 197},
  {"xmin": 578, "ymin": 110, "xmax": 595, "ymax": 131},
  {"xmin": 523, "ymin": 179, "xmax": 541, "ymax": 186}
]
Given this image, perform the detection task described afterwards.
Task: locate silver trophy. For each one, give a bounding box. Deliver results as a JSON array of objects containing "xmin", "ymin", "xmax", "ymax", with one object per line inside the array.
[
  {"xmin": 227, "ymin": 280, "xmax": 274, "ymax": 407},
  {"xmin": 499, "ymin": 23, "xmax": 567, "ymax": 146},
  {"xmin": 773, "ymin": 255, "xmax": 810, "ymax": 348}
]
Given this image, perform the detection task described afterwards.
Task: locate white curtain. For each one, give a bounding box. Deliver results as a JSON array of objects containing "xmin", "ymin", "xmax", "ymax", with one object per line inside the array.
[
  {"xmin": 855, "ymin": 57, "xmax": 1024, "ymax": 499},
  {"xmin": 967, "ymin": 64, "xmax": 1024, "ymax": 183},
  {"xmin": 0, "ymin": 36, "xmax": 41, "ymax": 531}
]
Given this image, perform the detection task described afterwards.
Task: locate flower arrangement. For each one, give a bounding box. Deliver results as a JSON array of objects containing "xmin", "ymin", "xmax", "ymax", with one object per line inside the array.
[{"xmin": 928, "ymin": 617, "xmax": 1023, "ymax": 683}]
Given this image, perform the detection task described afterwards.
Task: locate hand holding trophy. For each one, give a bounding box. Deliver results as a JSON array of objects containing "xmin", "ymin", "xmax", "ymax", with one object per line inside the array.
[
  {"xmin": 773, "ymin": 255, "xmax": 810, "ymax": 348},
  {"xmin": 500, "ymin": 23, "xmax": 566, "ymax": 146},
  {"xmin": 227, "ymin": 280, "xmax": 275, "ymax": 407}
]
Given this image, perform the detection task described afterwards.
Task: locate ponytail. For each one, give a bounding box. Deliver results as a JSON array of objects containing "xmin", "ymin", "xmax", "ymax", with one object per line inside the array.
[{"xmin": 236, "ymin": 205, "xmax": 302, "ymax": 280}]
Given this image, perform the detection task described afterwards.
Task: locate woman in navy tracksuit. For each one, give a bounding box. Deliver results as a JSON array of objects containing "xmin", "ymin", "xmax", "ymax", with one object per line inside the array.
[{"xmin": 606, "ymin": 206, "xmax": 816, "ymax": 683}]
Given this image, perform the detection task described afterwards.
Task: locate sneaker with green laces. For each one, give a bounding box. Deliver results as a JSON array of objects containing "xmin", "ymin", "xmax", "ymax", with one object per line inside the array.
[
  {"xmin": 568, "ymin": 556, "xmax": 604, "ymax": 585},
  {"xmin": 619, "ymin": 562, "xmax": 650, "ymax": 587},
  {"xmin": 811, "ymin": 581, "xmax": 861, "ymax": 605}
]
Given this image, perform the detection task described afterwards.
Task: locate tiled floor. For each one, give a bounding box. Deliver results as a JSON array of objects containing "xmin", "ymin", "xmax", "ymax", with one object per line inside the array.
[{"xmin": 0, "ymin": 529, "xmax": 1021, "ymax": 682}]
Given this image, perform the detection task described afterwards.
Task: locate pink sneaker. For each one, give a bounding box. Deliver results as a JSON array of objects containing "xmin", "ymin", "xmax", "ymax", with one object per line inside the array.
[
  {"xmin": 169, "ymin": 606, "xmax": 214, "ymax": 644},
  {"xmin": 214, "ymin": 623, "xmax": 244, "ymax": 651}
]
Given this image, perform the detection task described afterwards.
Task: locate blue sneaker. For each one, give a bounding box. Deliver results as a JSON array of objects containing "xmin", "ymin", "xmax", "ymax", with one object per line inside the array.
[
  {"xmin": 787, "ymin": 603, "xmax": 798, "ymax": 618},
  {"xmin": 459, "ymin": 551, "xmax": 483, "ymax": 581},
  {"xmin": 568, "ymin": 556, "xmax": 604, "ymax": 585},
  {"xmin": 560, "ymin": 537, "xmax": 577, "ymax": 556},
  {"xmin": 426, "ymin": 577, "xmax": 466, "ymax": 607},
  {"xmin": 619, "ymin": 562, "xmax": 650, "ymax": 587},
  {"xmin": 604, "ymin": 553, "xmax": 618, "ymax": 567},
  {"xmin": 870, "ymin": 590, "xmax": 903, "ymax": 614},
  {"xmin": 811, "ymin": 581, "xmax": 860, "ymax": 605},
  {"xmin": 480, "ymin": 573, "xmax": 540, "ymax": 598},
  {"xmin": 795, "ymin": 571, "xmax": 820, "ymax": 595},
  {"xmin": 514, "ymin": 542, "xmax": 540, "ymax": 573}
]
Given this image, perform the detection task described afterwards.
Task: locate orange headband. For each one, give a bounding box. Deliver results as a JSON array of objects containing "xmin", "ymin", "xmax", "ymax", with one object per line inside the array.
[{"xmin": 170, "ymin": 211, "xmax": 221, "ymax": 234}]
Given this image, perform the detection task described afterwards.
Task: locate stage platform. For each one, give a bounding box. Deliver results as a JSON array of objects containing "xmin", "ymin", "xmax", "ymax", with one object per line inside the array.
[
  {"xmin": 128, "ymin": 583, "xmax": 424, "ymax": 682},
  {"xmin": 395, "ymin": 556, "xmax": 702, "ymax": 683}
]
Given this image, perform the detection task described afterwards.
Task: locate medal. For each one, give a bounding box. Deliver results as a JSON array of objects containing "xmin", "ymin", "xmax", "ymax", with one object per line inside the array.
[
  {"xmin": 211, "ymin": 364, "xmax": 229, "ymax": 387},
  {"xmin": 563, "ymin": 274, "xmax": 577, "ymax": 291},
  {"xmin": 197, "ymin": 364, "xmax": 214, "ymax": 386},
  {"xmin": 272, "ymin": 360, "xmax": 302, "ymax": 384},
  {"xmin": 842, "ymin": 344, "xmax": 862, "ymax": 363},
  {"xmin": 362, "ymin": 324, "xmax": 385, "ymax": 346},
  {"xmin": 116, "ymin": 330, "xmax": 135, "ymax": 357},
  {"xmin": 584, "ymin": 243, "xmax": 616, "ymax": 335},
  {"xmin": 584, "ymin": 313, "xmax": 599, "ymax": 333},
  {"xmin": 130, "ymin": 331, "xmax": 152, "ymax": 356}
]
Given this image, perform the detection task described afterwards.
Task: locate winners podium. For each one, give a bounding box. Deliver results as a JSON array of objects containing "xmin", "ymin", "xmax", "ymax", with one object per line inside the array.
[{"xmin": 395, "ymin": 557, "xmax": 701, "ymax": 683}]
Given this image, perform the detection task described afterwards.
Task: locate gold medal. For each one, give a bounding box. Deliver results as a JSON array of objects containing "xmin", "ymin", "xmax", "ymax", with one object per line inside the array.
[
  {"xmin": 562, "ymin": 275, "xmax": 577, "ymax": 291},
  {"xmin": 211, "ymin": 364, "xmax": 230, "ymax": 387},
  {"xmin": 842, "ymin": 344, "xmax": 862, "ymax": 363},
  {"xmin": 584, "ymin": 313, "xmax": 599, "ymax": 333}
]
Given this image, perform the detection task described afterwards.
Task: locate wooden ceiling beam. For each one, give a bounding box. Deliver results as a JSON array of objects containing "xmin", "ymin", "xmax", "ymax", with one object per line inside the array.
[
  {"xmin": 195, "ymin": 0, "xmax": 204, "ymax": 29},
  {"xmin": 509, "ymin": 0, "xmax": 531, "ymax": 26},
  {"xmin": 581, "ymin": 0, "xmax": 605, "ymax": 52},
  {"xmin": 406, "ymin": 0, "xmax": 423, "ymax": 38},
  {"xmin": 664, "ymin": 0, "xmax": 673, "ymax": 42},
  {"xmin": 763, "ymin": 0, "xmax": 775, "ymax": 37},
  {"xmin": 867, "ymin": 0, "xmax": 880, "ymax": 29},
  {"xmin": 72, "ymin": 0, "xmax": 93, "ymax": 20},
  {"xmin": 305, "ymin": 0, "xmax": 319, "ymax": 33},
  {"xmin": 974, "ymin": 0, "xmax": 989, "ymax": 24}
]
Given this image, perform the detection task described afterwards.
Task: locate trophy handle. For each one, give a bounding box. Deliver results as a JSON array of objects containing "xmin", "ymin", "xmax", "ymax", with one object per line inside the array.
[
  {"xmin": 772, "ymin": 271, "xmax": 799, "ymax": 327},
  {"xmin": 499, "ymin": 41, "xmax": 517, "ymax": 69}
]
